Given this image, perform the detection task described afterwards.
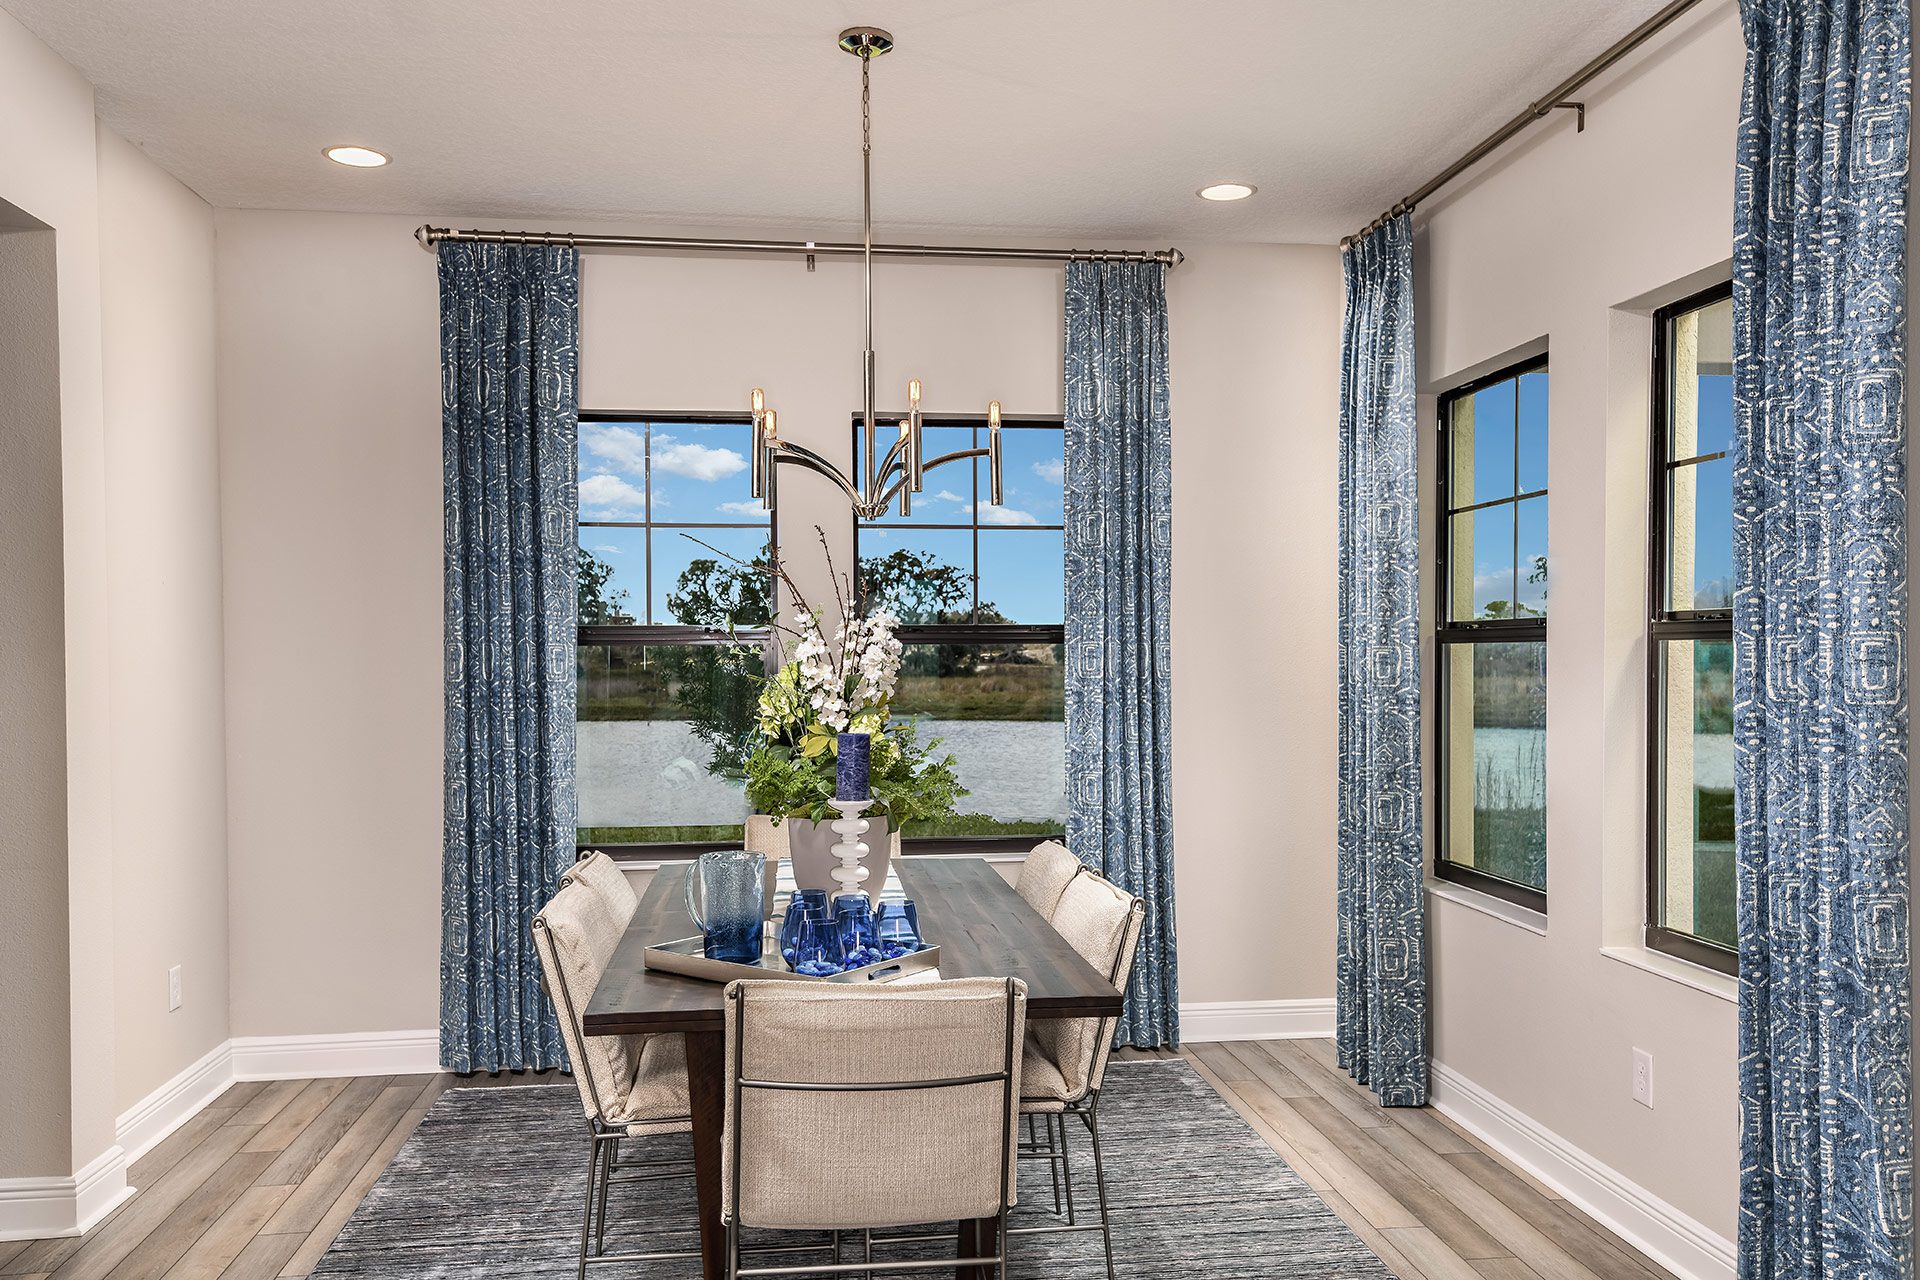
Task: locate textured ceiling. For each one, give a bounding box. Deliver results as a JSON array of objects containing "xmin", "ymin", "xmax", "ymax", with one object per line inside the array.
[{"xmin": 3, "ymin": 0, "xmax": 1679, "ymax": 244}]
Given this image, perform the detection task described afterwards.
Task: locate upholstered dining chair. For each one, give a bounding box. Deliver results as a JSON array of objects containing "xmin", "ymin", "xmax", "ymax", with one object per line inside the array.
[
  {"xmin": 533, "ymin": 880, "xmax": 698, "ymax": 1279},
  {"xmin": 1015, "ymin": 839, "xmax": 1084, "ymax": 920},
  {"xmin": 1012, "ymin": 869, "xmax": 1146, "ymax": 1280},
  {"xmin": 562, "ymin": 849, "xmax": 638, "ymax": 922},
  {"xmin": 722, "ymin": 976, "xmax": 1028, "ymax": 1280}
]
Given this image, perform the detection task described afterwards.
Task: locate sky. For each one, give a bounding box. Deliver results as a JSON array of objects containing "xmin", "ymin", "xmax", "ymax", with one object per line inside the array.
[{"xmin": 578, "ymin": 420, "xmax": 1066, "ymax": 625}]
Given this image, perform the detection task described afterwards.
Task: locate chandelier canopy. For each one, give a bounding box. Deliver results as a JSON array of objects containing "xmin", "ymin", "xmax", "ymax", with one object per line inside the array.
[{"xmin": 747, "ymin": 26, "xmax": 1003, "ymax": 522}]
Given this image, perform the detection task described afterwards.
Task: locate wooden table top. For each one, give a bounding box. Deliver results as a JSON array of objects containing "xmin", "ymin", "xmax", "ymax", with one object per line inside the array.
[{"xmin": 583, "ymin": 855, "xmax": 1125, "ymax": 1035}]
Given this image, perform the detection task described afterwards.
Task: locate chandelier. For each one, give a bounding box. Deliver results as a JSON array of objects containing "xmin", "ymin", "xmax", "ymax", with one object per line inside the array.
[{"xmin": 746, "ymin": 26, "xmax": 1003, "ymax": 521}]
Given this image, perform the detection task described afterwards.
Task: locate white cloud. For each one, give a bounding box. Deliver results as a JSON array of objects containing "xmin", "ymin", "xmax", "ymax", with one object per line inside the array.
[
  {"xmin": 590, "ymin": 543, "xmax": 623, "ymax": 556},
  {"xmin": 580, "ymin": 423, "xmax": 648, "ymax": 477},
  {"xmin": 716, "ymin": 500, "xmax": 767, "ymax": 516},
  {"xmin": 579, "ymin": 474, "xmax": 647, "ymax": 518},
  {"xmin": 653, "ymin": 434, "xmax": 746, "ymax": 482},
  {"xmin": 978, "ymin": 503, "xmax": 1040, "ymax": 526},
  {"xmin": 1032, "ymin": 459, "xmax": 1065, "ymax": 484},
  {"xmin": 933, "ymin": 489, "xmax": 967, "ymax": 505}
]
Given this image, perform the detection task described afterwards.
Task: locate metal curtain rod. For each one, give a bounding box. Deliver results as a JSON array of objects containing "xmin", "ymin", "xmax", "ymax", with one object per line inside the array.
[
  {"xmin": 415, "ymin": 224, "xmax": 1185, "ymax": 267},
  {"xmin": 1343, "ymin": 0, "xmax": 1704, "ymax": 246}
]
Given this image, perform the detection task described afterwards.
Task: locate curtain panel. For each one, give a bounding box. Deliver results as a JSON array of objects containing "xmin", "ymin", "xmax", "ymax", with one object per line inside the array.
[
  {"xmin": 1336, "ymin": 214, "xmax": 1427, "ymax": 1107},
  {"xmin": 439, "ymin": 242, "xmax": 581, "ymax": 1074},
  {"xmin": 1733, "ymin": 4, "xmax": 1912, "ymax": 1278},
  {"xmin": 1062, "ymin": 259, "xmax": 1179, "ymax": 1048}
]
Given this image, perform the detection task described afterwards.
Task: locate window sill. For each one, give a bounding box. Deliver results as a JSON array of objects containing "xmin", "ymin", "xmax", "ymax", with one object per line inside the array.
[
  {"xmin": 1599, "ymin": 945, "xmax": 1736, "ymax": 1003},
  {"xmin": 1424, "ymin": 880, "xmax": 1548, "ymax": 936}
]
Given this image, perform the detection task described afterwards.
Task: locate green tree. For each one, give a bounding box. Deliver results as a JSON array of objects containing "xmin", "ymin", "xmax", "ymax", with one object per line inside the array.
[
  {"xmin": 657, "ymin": 541, "xmax": 776, "ymax": 776},
  {"xmin": 578, "ymin": 547, "xmax": 634, "ymax": 626}
]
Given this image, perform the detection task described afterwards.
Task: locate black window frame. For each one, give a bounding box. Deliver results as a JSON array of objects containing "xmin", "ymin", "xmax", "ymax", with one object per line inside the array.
[
  {"xmin": 852, "ymin": 412, "xmax": 1067, "ymax": 856},
  {"xmin": 576, "ymin": 410, "xmax": 777, "ymax": 862},
  {"xmin": 1644, "ymin": 283, "xmax": 1737, "ymax": 975},
  {"xmin": 1434, "ymin": 355, "xmax": 1550, "ymax": 913}
]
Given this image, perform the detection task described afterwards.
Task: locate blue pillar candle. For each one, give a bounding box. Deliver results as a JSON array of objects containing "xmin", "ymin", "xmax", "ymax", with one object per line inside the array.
[{"xmin": 835, "ymin": 732, "xmax": 871, "ymax": 802}]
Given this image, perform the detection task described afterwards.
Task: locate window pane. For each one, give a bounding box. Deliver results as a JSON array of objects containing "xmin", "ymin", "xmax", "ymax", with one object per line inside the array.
[
  {"xmin": 1442, "ymin": 641, "xmax": 1546, "ymax": 891},
  {"xmin": 1514, "ymin": 496, "xmax": 1548, "ymax": 618},
  {"xmin": 1452, "ymin": 378, "xmax": 1515, "ymax": 505},
  {"xmin": 651, "ymin": 528, "xmax": 774, "ymax": 627},
  {"xmin": 857, "ymin": 526, "xmax": 974, "ymax": 622},
  {"xmin": 645, "ymin": 421, "xmax": 758, "ymax": 523},
  {"xmin": 1655, "ymin": 639, "xmax": 1735, "ymax": 949},
  {"xmin": 978, "ymin": 530, "xmax": 1064, "ymax": 624},
  {"xmin": 892, "ymin": 640, "xmax": 1064, "ymax": 839},
  {"xmin": 1668, "ymin": 455, "xmax": 1733, "ymax": 611},
  {"xmin": 578, "ymin": 422, "xmax": 651, "ymax": 520},
  {"xmin": 578, "ymin": 526, "xmax": 646, "ymax": 625},
  {"xmin": 1448, "ymin": 504, "xmax": 1515, "ymax": 621},
  {"xmin": 988, "ymin": 427, "xmax": 1065, "ymax": 525},
  {"xmin": 1670, "ymin": 295, "xmax": 1734, "ymax": 460},
  {"xmin": 1516, "ymin": 369, "xmax": 1549, "ymax": 493},
  {"xmin": 576, "ymin": 642, "xmax": 759, "ymax": 843},
  {"xmin": 861, "ymin": 425, "xmax": 978, "ymax": 525}
]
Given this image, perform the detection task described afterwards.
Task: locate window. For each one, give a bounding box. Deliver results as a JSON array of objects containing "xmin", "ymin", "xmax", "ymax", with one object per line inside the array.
[
  {"xmin": 1436, "ymin": 358, "xmax": 1549, "ymax": 910},
  {"xmin": 576, "ymin": 414, "xmax": 774, "ymax": 851},
  {"xmin": 1647, "ymin": 285, "xmax": 1735, "ymax": 972},
  {"xmin": 853, "ymin": 415, "xmax": 1066, "ymax": 846}
]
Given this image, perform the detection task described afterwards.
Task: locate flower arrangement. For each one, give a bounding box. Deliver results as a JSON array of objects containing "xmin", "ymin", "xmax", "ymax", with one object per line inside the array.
[{"xmin": 697, "ymin": 530, "xmax": 967, "ymax": 829}]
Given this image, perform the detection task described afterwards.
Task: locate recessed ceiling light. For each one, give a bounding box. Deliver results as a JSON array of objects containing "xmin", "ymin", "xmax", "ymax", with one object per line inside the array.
[
  {"xmin": 1197, "ymin": 182, "xmax": 1256, "ymax": 202},
  {"xmin": 324, "ymin": 145, "xmax": 390, "ymax": 168}
]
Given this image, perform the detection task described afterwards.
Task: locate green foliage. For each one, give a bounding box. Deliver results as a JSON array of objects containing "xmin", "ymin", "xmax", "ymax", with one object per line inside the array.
[
  {"xmin": 745, "ymin": 718, "xmax": 967, "ymax": 831},
  {"xmin": 578, "ymin": 546, "xmax": 635, "ymax": 625},
  {"xmin": 859, "ymin": 548, "xmax": 968, "ymax": 623},
  {"xmin": 654, "ymin": 542, "xmax": 776, "ymax": 774}
]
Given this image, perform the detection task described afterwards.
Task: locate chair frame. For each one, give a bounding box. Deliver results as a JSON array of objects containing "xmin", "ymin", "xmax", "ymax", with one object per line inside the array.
[
  {"xmin": 533, "ymin": 914, "xmax": 701, "ymax": 1279},
  {"xmin": 1007, "ymin": 893, "xmax": 1147, "ymax": 1280},
  {"xmin": 723, "ymin": 979, "xmax": 1022, "ymax": 1280}
]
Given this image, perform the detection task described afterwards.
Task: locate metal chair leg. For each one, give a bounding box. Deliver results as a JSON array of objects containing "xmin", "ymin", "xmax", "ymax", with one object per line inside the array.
[
  {"xmin": 1037, "ymin": 1114, "xmax": 1063, "ymax": 1214},
  {"xmin": 1056, "ymin": 1112, "xmax": 1078, "ymax": 1226},
  {"xmin": 576, "ymin": 1139, "xmax": 601, "ymax": 1280},
  {"xmin": 594, "ymin": 1135, "xmax": 615, "ymax": 1254},
  {"xmin": 1085, "ymin": 1101, "xmax": 1116, "ymax": 1280}
]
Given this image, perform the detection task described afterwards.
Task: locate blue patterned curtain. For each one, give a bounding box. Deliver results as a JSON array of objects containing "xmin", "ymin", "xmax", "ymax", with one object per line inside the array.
[
  {"xmin": 1733, "ymin": 3, "xmax": 1910, "ymax": 1277},
  {"xmin": 1063, "ymin": 260, "xmax": 1178, "ymax": 1048},
  {"xmin": 438, "ymin": 243, "xmax": 580, "ymax": 1074},
  {"xmin": 1336, "ymin": 215, "xmax": 1427, "ymax": 1107}
]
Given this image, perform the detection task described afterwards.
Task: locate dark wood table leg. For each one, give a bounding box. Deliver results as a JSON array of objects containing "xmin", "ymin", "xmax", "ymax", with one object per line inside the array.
[
  {"xmin": 685, "ymin": 1028, "xmax": 728, "ymax": 1280},
  {"xmin": 956, "ymin": 1216, "xmax": 999, "ymax": 1280}
]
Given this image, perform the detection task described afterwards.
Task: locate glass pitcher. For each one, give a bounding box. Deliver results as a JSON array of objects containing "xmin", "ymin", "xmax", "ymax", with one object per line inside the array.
[{"xmin": 684, "ymin": 849, "xmax": 767, "ymax": 964}]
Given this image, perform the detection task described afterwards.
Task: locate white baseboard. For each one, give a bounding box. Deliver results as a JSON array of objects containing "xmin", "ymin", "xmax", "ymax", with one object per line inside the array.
[
  {"xmin": 1180, "ymin": 998, "xmax": 1336, "ymax": 1042},
  {"xmin": 0, "ymin": 1146, "xmax": 132, "ymax": 1242},
  {"xmin": 231, "ymin": 1029, "xmax": 441, "ymax": 1080},
  {"xmin": 115, "ymin": 1040, "xmax": 235, "ymax": 1166},
  {"xmin": 1429, "ymin": 1059, "xmax": 1735, "ymax": 1280}
]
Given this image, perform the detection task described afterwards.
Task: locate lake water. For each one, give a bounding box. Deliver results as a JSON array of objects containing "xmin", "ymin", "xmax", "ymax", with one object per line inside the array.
[{"xmin": 578, "ymin": 718, "xmax": 1067, "ymax": 827}]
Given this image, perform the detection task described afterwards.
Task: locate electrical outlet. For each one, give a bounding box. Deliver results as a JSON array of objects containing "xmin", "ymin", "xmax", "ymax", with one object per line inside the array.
[
  {"xmin": 1631, "ymin": 1047, "xmax": 1653, "ymax": 1108},
  {"xmin": 167, "ymin": 965, "xmax": 182, "ymax": 1012}
]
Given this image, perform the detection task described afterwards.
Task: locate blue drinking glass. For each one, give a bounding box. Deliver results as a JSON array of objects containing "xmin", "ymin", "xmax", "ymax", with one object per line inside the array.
[
  {"xmin": 790, "ymin": 911, "xmax": 844, "ymax": 977},
  {"xmin": 874, "ymin": 900, "xmax": 920, "ymax": 960},
  {"xmin": 779, "ymin": 890, "xmax": 830, "ymax": 965},
  {"xmin": 834, "ymin": 893, "xmax": 881, "ymax": 970}
]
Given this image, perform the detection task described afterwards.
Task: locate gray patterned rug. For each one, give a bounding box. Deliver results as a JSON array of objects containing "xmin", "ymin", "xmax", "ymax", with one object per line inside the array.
[{"xmin": 313, "ymin": 1061, "xmax": 1389, "ymax": 1279}]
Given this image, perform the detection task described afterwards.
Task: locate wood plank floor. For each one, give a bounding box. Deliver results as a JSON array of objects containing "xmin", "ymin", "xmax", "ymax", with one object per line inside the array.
[{"xmin": 0, "ymin": 1041, "xmax": 1674, "ymax": 1280}]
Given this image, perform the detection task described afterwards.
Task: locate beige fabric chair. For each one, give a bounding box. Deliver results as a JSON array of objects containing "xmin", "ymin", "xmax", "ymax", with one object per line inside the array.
[
  {"xmin": 561, "ymin": 850, "xmax": 639, "ymax": 923},
  {"xmin": 533, "ymin": 881, "xmax": 695, "ymax": 1278},
  {"xmin": 1014, "ymin": 869, "xmax": 1145, "ymax": 1280},
  {"xmin": 1015, "ymin": 840, "xmax": 1084, "ymax": 920},
  {"xmin": 722, "ymin": 977, "xmax": 1027, "ymax": 1279}
]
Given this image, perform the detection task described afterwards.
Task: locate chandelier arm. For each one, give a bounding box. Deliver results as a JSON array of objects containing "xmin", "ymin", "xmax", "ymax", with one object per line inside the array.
[{"xmin": 769, "ymin": 442, "xmax": 870, "ymax": 508}]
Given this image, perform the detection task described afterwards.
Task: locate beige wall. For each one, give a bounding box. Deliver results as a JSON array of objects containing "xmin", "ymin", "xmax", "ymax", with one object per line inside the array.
[
  {"xmin": 1416, "ymin": 0, "xmax": 1743, "ymax": 1239},
  {"xmin": 0, "ymin": 5, "xmax": 118, "ymax": 1180},
  {"xmin": 214, "ymin": 209, "xmax": 1345, "ymax": 1038},
  {"xmin": 96, "ymin": 125, "xmax": 229, "ymax": 1115}
]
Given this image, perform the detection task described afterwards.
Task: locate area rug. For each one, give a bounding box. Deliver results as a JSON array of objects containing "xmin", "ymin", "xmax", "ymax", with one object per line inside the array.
[{"xmin": 313, "ymin": 1060, "xmax": 1390, "ymax": 1279}]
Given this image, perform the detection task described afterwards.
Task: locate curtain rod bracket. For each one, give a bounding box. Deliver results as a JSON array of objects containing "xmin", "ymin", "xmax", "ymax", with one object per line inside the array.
[{"xmin": 1552, "ymin": 101, "xmax": 1588, "ymax": 132}]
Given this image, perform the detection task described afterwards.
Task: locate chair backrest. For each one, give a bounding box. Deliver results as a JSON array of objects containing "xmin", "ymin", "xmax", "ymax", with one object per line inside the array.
[
  {"xmin": 723, "ymin": 977, "xmax": 1026, "ymax": 1231},
  {"xmin": 533, "ymin": 880, "xmax": 641, "ymax": 1125},
  {"xmin": 1030, "ymin": 870, "xmax": 1145, "ymax": 1098},
  {"xmin": 1015, "ymin": 840, "xmax": 1083, "ymax": 920},
  {"xmin": 561, "ymin": 850, "xmax": 639, "ymax": 922}
]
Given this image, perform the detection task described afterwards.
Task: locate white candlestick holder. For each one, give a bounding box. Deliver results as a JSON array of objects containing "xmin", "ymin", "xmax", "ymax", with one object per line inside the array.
[{"xmin": 826, "ymin": 798, "xmax": 874, "ymax": 901}]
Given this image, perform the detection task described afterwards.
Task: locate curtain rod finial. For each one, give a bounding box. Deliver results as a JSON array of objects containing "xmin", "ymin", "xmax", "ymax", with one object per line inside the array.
[{"xmin": 415, "ymin": 224, "xmax": 437, "ymax": 251}]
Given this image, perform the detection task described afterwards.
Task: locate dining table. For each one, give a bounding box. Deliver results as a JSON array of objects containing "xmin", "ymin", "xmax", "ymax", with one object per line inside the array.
[{"xmin": 584, "ymin": 854, "xmax": 1126, "ymax": 1280}]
